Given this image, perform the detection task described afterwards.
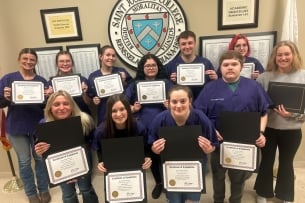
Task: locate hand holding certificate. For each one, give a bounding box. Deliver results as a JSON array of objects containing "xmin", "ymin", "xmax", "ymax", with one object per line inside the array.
[
  {"xmin": 136, "ymin": 80, "xmax": 166, "ymax": 104},
  {"xmin": 177, "ymin": 63, "xmax": 205, "ymax": 85},
  {"xmin": 51, "ymin": 75, "xmax": 82, "ymax": 96},
  {"xmin": 12, "ymin": 81, "xmax": 45, "ymax": 104},
  {"xmin": 94, "ymin": 74, "xmax": 123, "ymax": 98},
  {"xmin": 240, "ymin": 63, "xmax": 255, "ymax": 78}
]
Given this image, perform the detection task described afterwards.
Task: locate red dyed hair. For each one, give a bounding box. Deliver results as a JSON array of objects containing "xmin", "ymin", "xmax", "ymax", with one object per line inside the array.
[{"xmin": 228, "ymin": 34, "xmax": 251, "ymax": 56}]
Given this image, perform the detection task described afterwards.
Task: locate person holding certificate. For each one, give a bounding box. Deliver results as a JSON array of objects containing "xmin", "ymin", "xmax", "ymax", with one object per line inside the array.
[
  {"xmin": 148, "ymin": 85, "xmax": 218, "ymax": 203},
  {"xmin": 93, "ymin": 93, "xmax": 152, "ymax": 171},
  {"xmin": 217, "ymin": 34, "xmax": 265, "ymax": 80},
  {"xmin": 124, "ymin": 53, "xmax": 173, "ymax": 199},
  {"xmin": 88, "ymin": 45, "xmax": 132, "ymax": 125},
  {"xmin": 0, "ymin": 48, "xmax": 52, "ymax": 203},
  {"xmin": 34, "ymin": 90, "xmax": 99, "ymax": 203},
  {"xmin": 194, "ymin": 50, "xmax": 270, "ymax": 203},
  {"xmin": 49, "ymin": 50, "xmax": 92, "ymax": 116},
  {"xmin": 254, "ymin": 41, "xmax": 305, "ymax": 203},
  {"xmin": 166, "ymin": 30, "xmax": 218, "ymax": 100}
]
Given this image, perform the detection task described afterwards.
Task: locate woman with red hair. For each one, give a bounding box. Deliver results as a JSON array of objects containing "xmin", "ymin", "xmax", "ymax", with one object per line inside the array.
[{"xmin": 217, "ymin": 34, "xmax": 265, "ymax": 79}]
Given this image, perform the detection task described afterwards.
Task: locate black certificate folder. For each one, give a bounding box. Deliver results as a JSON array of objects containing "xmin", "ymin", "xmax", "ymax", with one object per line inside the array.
[
  {"xmin": 35, "ymin": 116, "xmax": 84, "ymax": 158},
  {"xmin": 268, "ymin": 81, "xmax": 305, "ymax": 114},
  {"xmin": 158, "ymin": 125, "xmax": 204, "ymax": 161},
  {"xmin": 101, "ymin": 136, "xmax": 145, "ymax": 171},
  {"xmin": 219, "ymin": 112, "xmax": 260, "ymax": 144}
]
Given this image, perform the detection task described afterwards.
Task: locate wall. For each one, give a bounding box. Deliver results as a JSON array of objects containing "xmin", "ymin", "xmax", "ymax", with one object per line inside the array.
[{"xmin": 1, "ymin": 0, "xmax": 304, "ymax": 172}]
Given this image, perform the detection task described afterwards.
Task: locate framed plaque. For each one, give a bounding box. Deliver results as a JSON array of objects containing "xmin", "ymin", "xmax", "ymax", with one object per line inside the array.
[
  {"xmin": 11, "ymin": 81, "xmax": 44, "ymax": 104},
  {"xmin": 136, "ymin": 80, "xmax": 166, "ymax": 104},
  {"xmin": 177, "ymin": 63, "xmax": 205, "ymax": 85},
  {"xmin": 94, "ymin": 74, "xmax": 124, "ymax": 98},
  {"xmin": 51, "ymin": 75, "xmax": 82, "ymax": 96},
  {"xmin": 268, "ymin": 82, "xmax": 305, "ymax": 114}
]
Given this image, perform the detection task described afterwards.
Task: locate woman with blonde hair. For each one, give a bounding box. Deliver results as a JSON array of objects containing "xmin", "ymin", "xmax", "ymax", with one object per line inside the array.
[{"xmin": 35, "ymin": 90, "xmax": 99, "ymax": 203}]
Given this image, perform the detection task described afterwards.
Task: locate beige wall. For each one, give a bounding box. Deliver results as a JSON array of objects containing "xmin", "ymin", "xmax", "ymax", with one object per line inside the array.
[{"xmin": 1, "ymin": 0, "xmax": 304, "ymax": 172}]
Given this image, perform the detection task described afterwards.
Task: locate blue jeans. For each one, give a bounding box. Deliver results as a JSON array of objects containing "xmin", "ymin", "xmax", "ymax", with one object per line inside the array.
[
  {"xmin": 60, "ymin": 148, "xmax": 98, "ymax": 203},
  {"xmin": 8, "ymin": 134, "xmax": 49, "ymax": 198}
]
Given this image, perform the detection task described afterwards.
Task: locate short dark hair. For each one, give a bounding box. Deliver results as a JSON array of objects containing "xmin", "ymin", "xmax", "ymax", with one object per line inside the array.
[{"xmin": 178, "ymin": 30, "xmax": 196, "ymax": 42}]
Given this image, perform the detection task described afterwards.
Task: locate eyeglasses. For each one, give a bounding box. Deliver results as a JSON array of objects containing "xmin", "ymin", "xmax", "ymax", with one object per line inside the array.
[{"xmin": 144, "ymin": 63, "xmax": 157, "ymax": 69}]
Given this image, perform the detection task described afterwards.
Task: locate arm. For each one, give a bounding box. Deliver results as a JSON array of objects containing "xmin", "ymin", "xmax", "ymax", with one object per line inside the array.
[{"xmin": 256, "ymin": 114, "xmax": 267, "ymax": 147}]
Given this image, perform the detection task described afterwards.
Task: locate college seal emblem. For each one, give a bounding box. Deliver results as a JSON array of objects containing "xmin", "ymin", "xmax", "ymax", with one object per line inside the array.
[{"xmin": 109, "ymin": 0, "xmax": 187, "ymax": 68}]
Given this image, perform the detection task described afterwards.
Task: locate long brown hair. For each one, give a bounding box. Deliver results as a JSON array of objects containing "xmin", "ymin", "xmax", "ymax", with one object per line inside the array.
[{"xmin": 104, "ymin": 94, "xmax": 135, "ymax": 138}]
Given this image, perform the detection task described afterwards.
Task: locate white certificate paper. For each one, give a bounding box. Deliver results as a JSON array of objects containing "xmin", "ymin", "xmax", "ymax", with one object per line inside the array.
[
  {"xmin": 240, "ymin": 63, "xmax": 255, "ymax": 78},
  {"xmin": 177, "ymin": 63, "xmax": 205, "ymax": 85},
  {"xmin": 163, "ymin": 161, "xmax": 203, "ymax": 192},
  {"xmin": 51, "ymin": 75, "xmax": 82, "ymax": 97},
  {"xmin": 105, "ymin": 170, "xmax": 145, "ymax": 203},
  {"xmin": 12, "ymin": 81, "xmax": 44, "ymax": 104},
  {"xmin": 94, "ymin": 74, "xmax": 124, "ymax": 98},
  {"xmin": 136, "ymin": 80, "xmax": 166, "ymax": 104},
  {"xmin": 45, "ymin": 146, "xmax": 89, "ymax": 185},
  {"xmin": 220, "ymin": 142, "xmax": 257, "ymax": 171}
]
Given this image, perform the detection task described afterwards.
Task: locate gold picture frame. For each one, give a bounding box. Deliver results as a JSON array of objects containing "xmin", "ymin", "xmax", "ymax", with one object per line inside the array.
[{"xmin": 40, "ymin": 7, "xmax": 83, "ymax": 43}]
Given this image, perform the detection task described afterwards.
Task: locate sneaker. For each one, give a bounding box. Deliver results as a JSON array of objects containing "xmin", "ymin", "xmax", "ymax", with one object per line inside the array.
[
  {"xmin": 256, "ymin": 195, "xmax": 267, "ymax": 203},
  {"xmin": 152, "ymin": 183, "xmax": 163, "ymax": 199},
  {"xmin": 28, "ymin": 195, "xmax": 41, "ymax": 203},
  {"xmin": 39, "ymin": 191, "xmax": 51, "ymax": 203}
]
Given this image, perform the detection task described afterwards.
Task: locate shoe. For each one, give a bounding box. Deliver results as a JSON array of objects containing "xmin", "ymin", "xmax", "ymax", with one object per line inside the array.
[
  {"xmin": 256, "ymin": 195, "xmax": 267, "ymax": 203},
  {"xmin": 40, "ymin": 191, "xmax": 51, "ymax": 203},
  {"xmin": 28, "ymin": 194, "xmax": 41, "ymax": 203},
  {"xmin": 152, "ymin": 183, "xmax": 163, "ymax": 199}
]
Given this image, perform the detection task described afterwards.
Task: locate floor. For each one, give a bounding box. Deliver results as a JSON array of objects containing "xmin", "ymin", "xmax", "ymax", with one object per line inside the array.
[{"xmin": 0, "ymin": 163, "xmax": 304, "ymax": 203}]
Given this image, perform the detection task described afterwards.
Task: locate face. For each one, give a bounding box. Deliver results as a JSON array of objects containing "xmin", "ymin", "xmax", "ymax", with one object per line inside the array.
[
  {"xmin": 233, "ymin": 39, "xmax": 248, "ymax": 57},
  {"xmin": 220, "ymin": 58, "xmax": 242, "ymax": 83},
  {"xmin": 100, "ymin": 48, "xmax": 116, "ymax": 68},
  {"xmin": 111, "ymin": 101, "xmax": 128, "ymax": 128},
  {"xmin": 169, "ymin": 90, "xmax": 191, "ymax": 119},
  {"xmin": 143, "ymin": 58, "xmax": 158, "ymax": 79},
  {"xmin": 275, "ymin": 45, "xmax": 293, "ymax": 73},
  {"xmin": 57, "ymin": 54, "xmax": 73, "ymax": 74},
  {"xmin": 18, "ymin": 53, "xmax": 37, "ymax": 71},
  {"xmin": 179, "ymin": 37, "xmax": 196, "ymax": 57},
  {"xmin": 51, "ymin": 95, "xmax": 72, "ymax": 120}
]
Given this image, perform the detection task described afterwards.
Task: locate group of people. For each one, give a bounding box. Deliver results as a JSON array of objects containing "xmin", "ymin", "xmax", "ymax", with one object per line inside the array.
[{"xmin": 0, "ymin": 30, "xmax": 303, "ymax": 203}]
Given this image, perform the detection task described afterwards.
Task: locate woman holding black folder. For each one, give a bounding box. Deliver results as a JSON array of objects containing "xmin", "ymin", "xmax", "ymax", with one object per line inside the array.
[
  {"xmin": 194, "ymin": 50, "xmax": 269, "ymax": 203},
  {"xmin": 34, "ymin": 90, "xmax": 99, "ymax": 203},
  {"xmin": 148, "ymin": 85, "xmax": 218, "ymax": 203},
  {"xmin": 254, "ymin": 41, "xmax": 305, "ymax": 203},
  {"xmin": 93, "ymin": 93, "xmax": 152, "ymax": 172}
]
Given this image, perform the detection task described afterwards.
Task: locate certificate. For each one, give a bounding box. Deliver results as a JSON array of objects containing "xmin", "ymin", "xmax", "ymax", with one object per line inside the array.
[
  {"xmin": 94, "ymin": 74, "xmax": 124, "ymax": 98},
  {"xmin": 136, "ymin": 80, "xmax": 166, "ymax": 104},
  {"xmin": 220, "ymin": 142, "xmax": 257, "ymax": 171},
  {"xmin": 105, "ymin": 170, "xmax": 145, "ymax": 203},
  {"xmin": 51, "ymin": 75, "xmax": 82, "ymax": 97},
  {"xmin": 163, "ymin": 161, "xmax": 203, "ymax": 192},
  {"xmin": 12, "ymin": 81, "xmax": 44, "ymax": 104},
  {"xmin": 177, "ymin": 63, "xmax": 205, "ymax": 85},
  {"xmin": 45, "ymin": 146, "xmax": 89, "ymax": 185},
  {"xmin": 240, "ymin": 63, "xmax": 255, "ymax": 78}
]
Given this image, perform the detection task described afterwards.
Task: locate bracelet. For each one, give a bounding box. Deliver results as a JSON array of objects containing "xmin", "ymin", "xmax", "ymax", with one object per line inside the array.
[{"xmin": 260, "ymin": 131, "xmax": 265, "ymax": 135}]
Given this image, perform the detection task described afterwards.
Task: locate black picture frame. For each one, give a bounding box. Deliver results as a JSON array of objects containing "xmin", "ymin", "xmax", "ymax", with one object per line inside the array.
[
  {"xmin": 218, "ymin": 0, "xmax": 259, "ymax": 30},
  {"xmin": 40, "ymin": 7, "xmax": 83, "ymax": 43}
]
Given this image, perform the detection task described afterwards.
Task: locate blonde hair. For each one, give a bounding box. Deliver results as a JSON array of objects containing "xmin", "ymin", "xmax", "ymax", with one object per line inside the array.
[
  {"xmin": 266, "ymin": 40, "xmax": 303, "ymax": 72},
  {"xmin": 44, "ymin": 90, "xmax": 95, "ymax": 135}
]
